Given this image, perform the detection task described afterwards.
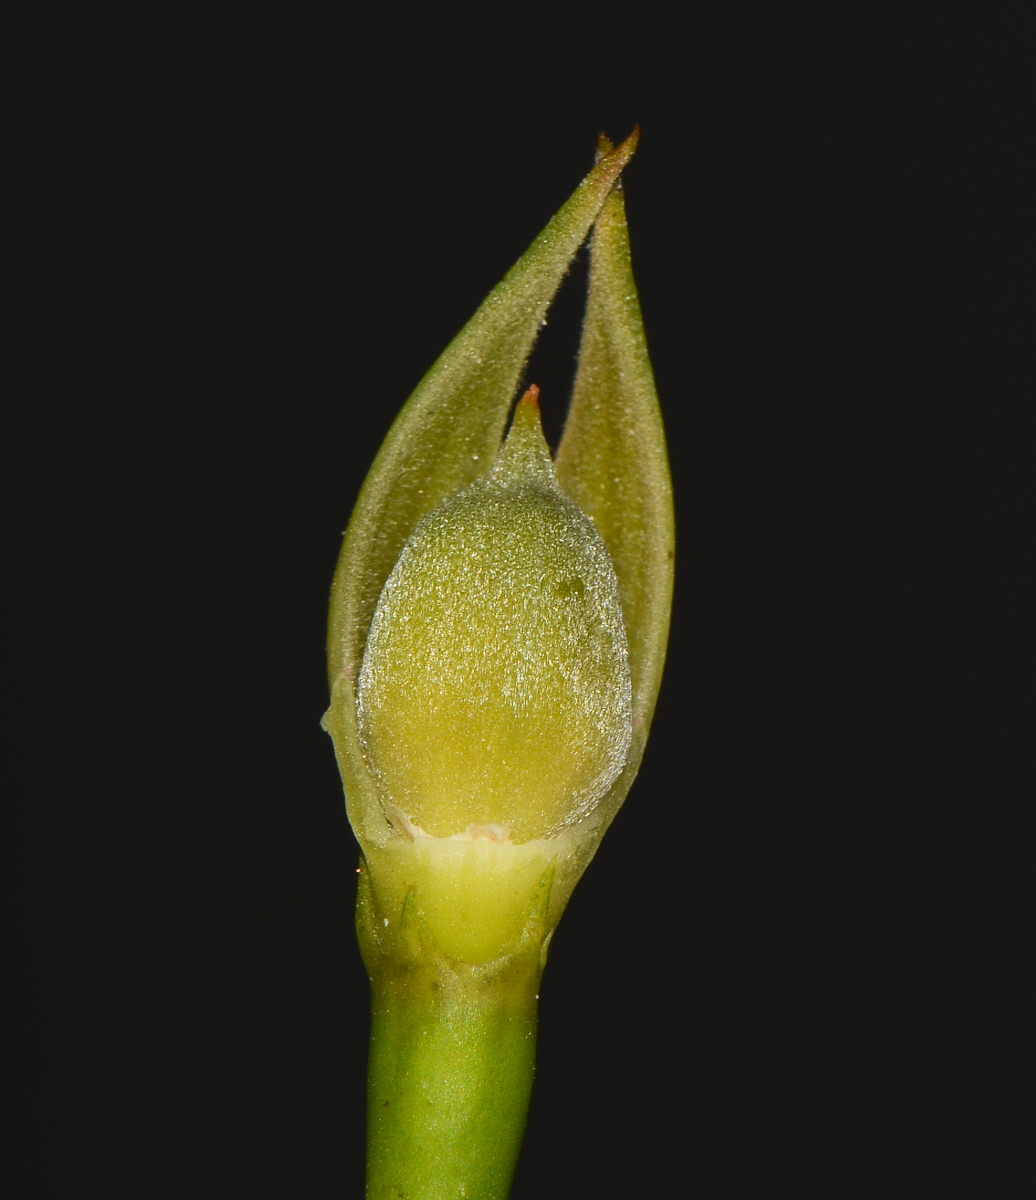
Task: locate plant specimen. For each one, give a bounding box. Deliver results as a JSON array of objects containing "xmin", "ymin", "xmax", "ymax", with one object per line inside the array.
[{"xmin": 324, "ymin": 130, "xmax": 673, "ymax": 1199}]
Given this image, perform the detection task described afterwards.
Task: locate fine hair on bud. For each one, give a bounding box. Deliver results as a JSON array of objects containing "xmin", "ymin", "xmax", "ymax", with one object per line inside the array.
[{"xmin": 356, "ymin": 389, "xmax": 633, "ymax": 845}]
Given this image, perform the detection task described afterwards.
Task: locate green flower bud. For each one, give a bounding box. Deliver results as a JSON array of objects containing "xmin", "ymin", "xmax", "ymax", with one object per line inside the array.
[
  {"xmin": 324, "ymin": 131, "xmax": 672, "ymax": 971},
  {"xmin": 325, "ymin": 133, "xmax": 673, "ymax": 1199},
  {"xmin": 356, "ymin": 387, "xmax": 632, "ymax": 845}
]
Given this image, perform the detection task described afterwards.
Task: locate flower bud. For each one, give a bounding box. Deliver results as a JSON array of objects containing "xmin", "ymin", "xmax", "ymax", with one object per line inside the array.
[
  {"xmin": 325, "ymin": 134, "xmax": 671, "ymax": 967},
  {"xmin": 356, "ymin": 388, "xmax": 632, "ymax": 845}
]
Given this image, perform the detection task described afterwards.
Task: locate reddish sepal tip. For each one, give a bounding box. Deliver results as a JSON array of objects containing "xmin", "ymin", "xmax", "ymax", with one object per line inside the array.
[{"xmin": 518, "ymin": 383, "xmax": 541, "ymax": 411}]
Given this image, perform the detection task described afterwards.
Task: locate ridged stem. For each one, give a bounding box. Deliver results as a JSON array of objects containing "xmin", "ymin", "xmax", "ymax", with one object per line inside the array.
[
  {"xmin": 357, "ymin": 860, "xmax": 549, "ymax": 1199},
  {"xmin": 365, "ymin": 958, "xmax": 540, "ymax": 1199}
]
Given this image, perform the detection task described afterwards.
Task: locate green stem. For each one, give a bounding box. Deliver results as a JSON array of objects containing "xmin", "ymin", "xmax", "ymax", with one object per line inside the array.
[
  {"xmin": 356, "ymin": 849, "xmax": 554, "ymax": 1198},
  {"xmin": 365, "ymin": 957, "xmax": 540, "ymax": 1200}
]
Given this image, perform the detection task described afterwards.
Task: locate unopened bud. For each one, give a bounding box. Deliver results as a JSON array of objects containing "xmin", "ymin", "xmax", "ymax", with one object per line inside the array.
[{"xmin": 356, "ymin": 388, "xmax": 632, "ymax": 845}]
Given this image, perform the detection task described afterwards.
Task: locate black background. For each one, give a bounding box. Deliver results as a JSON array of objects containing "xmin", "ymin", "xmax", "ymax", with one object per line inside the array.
[{"xmin": 9, "ymin": 5, "xmax": 1031, "ymax": 1197}]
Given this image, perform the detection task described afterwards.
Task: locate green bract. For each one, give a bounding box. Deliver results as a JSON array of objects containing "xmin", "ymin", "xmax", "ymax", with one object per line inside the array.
[{"xmin": 324, "ymin": 132, "xmax": 673, "ymax": 1199}]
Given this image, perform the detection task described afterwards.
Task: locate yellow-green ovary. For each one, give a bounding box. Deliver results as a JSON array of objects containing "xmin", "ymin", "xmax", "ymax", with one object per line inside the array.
[{"xmin": 356, "ymin": 401, "xmax": 632, "ymax": 843}]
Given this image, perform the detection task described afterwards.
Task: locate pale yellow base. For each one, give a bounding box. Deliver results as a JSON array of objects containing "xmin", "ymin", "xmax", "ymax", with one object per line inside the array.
[{"xmin": 364, "ymin": 830, "xmax": 563, "ymax": 964}]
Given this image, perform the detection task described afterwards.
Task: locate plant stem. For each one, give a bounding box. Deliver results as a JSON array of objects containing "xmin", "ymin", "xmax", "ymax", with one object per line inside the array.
[{"xmin": 365, "ymin": 951, "xmax": 540, "ymax": 1199}]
